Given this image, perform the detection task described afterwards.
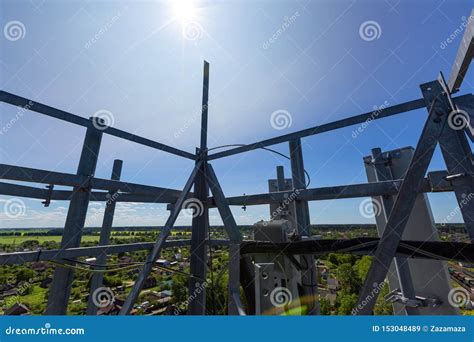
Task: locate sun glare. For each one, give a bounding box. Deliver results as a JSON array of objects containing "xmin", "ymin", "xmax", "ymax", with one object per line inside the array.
[{"xmin": 172, "ymin": 0, "xmax": 197, "ymax": 24}]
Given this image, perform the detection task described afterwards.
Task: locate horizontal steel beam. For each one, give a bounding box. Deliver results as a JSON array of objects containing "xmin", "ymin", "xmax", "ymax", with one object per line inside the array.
[
  {"xmin": 0, "ymin": 164, "xmax": 185, "ymax": 202},
  {"xmin": 448, "ymin": 9, "xmax": 474, "ymax": 92},
  {"xmin": 0, "ymin": 182, "xmax": 190, "ymax": 204},
  {"xmin": 240, "ymin": 238, "xmax": 474, "ymax": 263},
  {"xmin": 209, "ymin": 175, "xmax": 452, "ymax": 207},
  {"xmin": 0, "ymin": 91, "xmax": 195, "ymax": 160},
  {"xmin": 208, "ymin": 94, "xmax": 473, "ymax": 160},
  {"xmin": 0, "ymin": 182, "xmax": 49, "ymax": 200},
  {"xmin": 208, "ymin": 98, "xmax": 427, "ymax": 160},
  {"xmin": 0, "ymin": 239, "xmax": 231, "ymax": 265},
  {"xmin": 1, "ymin": 171, "xmax": 452, "ymax": 206}
]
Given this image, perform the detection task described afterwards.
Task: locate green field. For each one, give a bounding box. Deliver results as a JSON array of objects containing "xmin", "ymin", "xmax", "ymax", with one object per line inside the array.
[
  {"xmin": 0, "ymin": 231, "xmax": 193, "ymax": 245},
  {"xmin": 0, "ymin": 235, "xmax": 100, "ymax": 245}
]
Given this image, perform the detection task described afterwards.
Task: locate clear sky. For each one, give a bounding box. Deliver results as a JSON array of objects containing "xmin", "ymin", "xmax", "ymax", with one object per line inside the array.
[{"xmin": 0, "ymin": 0, "xmax": 473, "ymax": 228}]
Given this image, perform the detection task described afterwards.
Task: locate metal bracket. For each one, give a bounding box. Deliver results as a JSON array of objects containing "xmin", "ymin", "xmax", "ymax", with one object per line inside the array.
[
  {"xmin": 385, "ymin": 289, "xmax": 441, "ymax": 308},
  {"xmin": 365, "ymin": 149, "xmax": 404, "ymax": 167},
  {"xmin": 42, "ymin": 184, "xmax": 54, "ymax": 207},
  {"xmin": 445, "ymin": 172, "xmax": 474, "ymax": 181}
]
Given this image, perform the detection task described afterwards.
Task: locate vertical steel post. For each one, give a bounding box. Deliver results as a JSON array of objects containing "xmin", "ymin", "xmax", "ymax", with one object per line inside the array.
[
  {"xmin": 289, "ymin": 138, "xmax": 319, "ymax": 315},
  {"xmin": 438, "ymin": 125, "xmax": 474, "ymax": 241},
  {"xmin": 46, "ymin": 118, "xmax": 103, "ymax": 315},
  {"xmin": 188, "ymin": 61, "xmax": 210, "ymax": 315},
  {"xmin": 276, "ymin": 165, "xmax": 285, "ymax": 191},
  {"xmin": 355, "ymin": 79, "xmax": 451, "ymax": 314},
  {"xmin": 368, "ymin": 148, "xmax": 418, "ymax": 315},
  {"xmin": 86, "ymin": 159, "xmax": 123, "ymax": 315}
]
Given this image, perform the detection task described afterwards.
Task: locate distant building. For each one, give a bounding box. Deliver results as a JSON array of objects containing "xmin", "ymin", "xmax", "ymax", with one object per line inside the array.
[
  {"xmin": 327, "ymin": 278, "xmax": 340, "ymax": 292},
  {"xmin": 31, "ymin": 261, "xmax": 47, "ymax": 272},
  {"xmin": 156, "ymin": 259, "xmax": 170, "ymax": 267},
  {"xmin": 119, "ymin": 256, "xmax": 133, "ymax": 264},
  {"xmin": 158, "ymin": 290, "xmax": 172, "ymax": 298},
  {"xmin": 1, "ymin": 288, "xmax": 19, "ymax": 299},
  {"xmin": 4, "ymin": 303, "xmax": 30, "ymax": 316}
]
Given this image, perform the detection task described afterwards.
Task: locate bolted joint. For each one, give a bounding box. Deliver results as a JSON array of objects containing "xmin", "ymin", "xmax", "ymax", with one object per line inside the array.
[{"xmin": 195, "ymin": 147, "xmax": 208, "ymax": 161}]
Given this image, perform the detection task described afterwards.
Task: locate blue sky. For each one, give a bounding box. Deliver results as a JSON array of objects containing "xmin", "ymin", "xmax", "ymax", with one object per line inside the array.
[{"xmin": 0, "ymin": 0, "xmax": 473, "ymax": 228}]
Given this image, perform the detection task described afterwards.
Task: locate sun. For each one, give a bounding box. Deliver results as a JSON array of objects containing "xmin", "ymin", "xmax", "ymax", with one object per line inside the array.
[{"xmin": 171, "ymin": 0, "xmax": 197, "ymax": 24}]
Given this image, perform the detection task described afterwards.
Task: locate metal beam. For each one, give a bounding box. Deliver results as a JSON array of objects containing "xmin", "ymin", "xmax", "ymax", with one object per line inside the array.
[
  {"xmin": 206, "ymin": 163, "xmax": 243, "ymax": 315},
  {"xmin": 239, "ymin": 238, "xmax": 474, "ymax": 262},
  {"xmin": 46, "ymin": 119, "xmax": 103, "ymax": 315},
  {"xmin": 436, "ymin": 89, "xmax": 474, "ymax": 241},
  {"xmin": 210, "ymin": 176, "xmax": 452, "ymax": 207},
  {"xmin": 0, "ymin": 163, "xmax": 184, "ymax": 201},
  {"xmin": 206, "ymin": 164, "xmax": 242, "ymax": 242},
  {"xmin": 448, "ymin": 9, "xmax": 474, "ymax": 92},
  {"xmin": 207, "ymin": 95, "xmax": 473, "ymax": 160},
  {"xmin": 289, "ymin": 138, "xmax": 318, "ymax": 315},
  {"xmin": 86, "ymin": 159, "xmax": 123, "ymax": 315},
  {"xmin": 1, "ymin": 237, "xmax": 472, "ymax": 266},
  {"xmin": 208, "ymin": 98, "xmax": 427, "ymax": 160},
  {"xmin": 188, "ymin": 61, "xmax": 211, "ymax": 315},
  {"xmin": 367, "ymin": 148, "xmax": 418, "ymax": 315},
  {"xmin": 355, "ymin": 79, "xmax": 453, "ymax": 315},
  {"xmin": 119, "ymin": 162, "xmax": 201, "ymax": 315},
  {"xmin": 0, "ymin": 172, "xmax": 452, "ymax": 206},
  {"xmin": 0, "ymin": 240, "xmax": 234, "ymax": 265},
  {"xmin": 0, "ymin": 90, "xmax": 195, "ymax": 160}
]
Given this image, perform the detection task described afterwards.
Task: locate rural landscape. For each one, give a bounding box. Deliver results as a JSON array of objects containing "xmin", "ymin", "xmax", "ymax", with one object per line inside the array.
[{"xmin": 0, "ymin": 224, "xmax": 471, "ymax": 316}]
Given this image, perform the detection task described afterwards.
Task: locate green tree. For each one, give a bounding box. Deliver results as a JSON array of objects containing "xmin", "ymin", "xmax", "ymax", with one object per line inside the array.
[
  {"xmin": 16, "ymin": 267, "xmax": 35, "ymax": 283},
  {"xmin": 338, "ymin": 293, "xmax": 358, "ymax": 315},
  {"xmin": 319, "ymin": 297, "xmax": 332, "ymax": 315},
  {"xmin": 336, "ymin": 263, "xmax": 360, "ymax": 294},
  {"xmin": 354, "ymin": 255, "xmax": 372, "ymax": 281},
  {"xmin": 374, "ymin": 282, "xmax": 393, "ymax": 315}
]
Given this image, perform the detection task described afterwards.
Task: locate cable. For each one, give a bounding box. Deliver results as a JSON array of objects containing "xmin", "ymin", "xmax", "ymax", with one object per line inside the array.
[
  {"xmin": 53, "ymin": 259, "xmax": 204, "ymax": 280},
  {"xmin": 48, "ymin": 260, "xmax": 139, "ymax": 273},
  {"xmin": 208, "ymin": 144, "xmax": 311, "ymax": 188}
]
